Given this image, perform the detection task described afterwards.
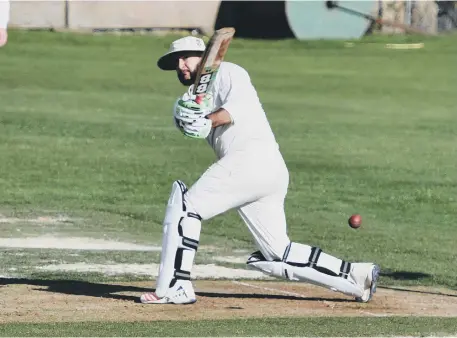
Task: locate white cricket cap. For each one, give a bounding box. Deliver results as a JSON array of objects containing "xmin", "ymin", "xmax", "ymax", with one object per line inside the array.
[{"xmin": 157, "ymin": 36, "xmax": 206, "ymax": 71}]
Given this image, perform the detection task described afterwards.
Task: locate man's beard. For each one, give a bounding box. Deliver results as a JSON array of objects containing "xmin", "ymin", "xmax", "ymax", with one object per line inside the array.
[{"xmin": 178, "ymin": 69, "xmax": 197, "ymax": 86}]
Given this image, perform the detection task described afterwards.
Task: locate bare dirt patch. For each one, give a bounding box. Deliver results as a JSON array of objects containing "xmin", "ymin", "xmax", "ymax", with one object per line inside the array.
[
  {"xmin": 0, "ymin": 215, "xmax": 74, "ymax": 225},
  {"xmin": 0, "ymin": 236, "xmax": 161, "ymax": 251},
  {"xmin": 37, "ymin": 263, "xmax": 270, "ymax": 279},
  {"xmin": 1, "ymin": 279, "xmax": 457, "ymax": 323}
]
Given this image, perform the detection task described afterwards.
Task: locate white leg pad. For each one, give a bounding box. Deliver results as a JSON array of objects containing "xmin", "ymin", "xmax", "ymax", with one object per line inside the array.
[
  {"xmin": 246, "ymin": 243, "xmax": 364, "ymax": 298},
  {"xmin": 155, "ymin": 180, "xmax": 202, "ymax": 298}
]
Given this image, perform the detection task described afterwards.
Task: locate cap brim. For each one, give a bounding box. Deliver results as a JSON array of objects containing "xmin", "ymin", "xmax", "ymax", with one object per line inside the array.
[{"xmin": 157, "ymin": 50, "xmax": 204, "ymax": 71}]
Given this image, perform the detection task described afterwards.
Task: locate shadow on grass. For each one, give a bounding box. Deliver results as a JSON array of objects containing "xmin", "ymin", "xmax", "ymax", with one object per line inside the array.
[
  {"xmin": 379, "ymin": 286, "xmax": 457, "ymax": 298},
  {"xmin": 197, "ymin": 291, "xmax": 353, "ymax": 303},
  {"xmin": 3, "ymin": 274, "xmax": 454, "ymax": 303},
  {"xmin": 381, "ymin": 270, "xmax": 432, "ymax": 281},
  {"xmin": 0, "ymin": 278, "xmax": 352, "ymax": 303},
  {"xmin": 0, "ymin": 278, "xmax": 145, "ymax": 302},
  {"xmin": 379, "ymin": 269, "xmax": 457, "ymax": 297}
]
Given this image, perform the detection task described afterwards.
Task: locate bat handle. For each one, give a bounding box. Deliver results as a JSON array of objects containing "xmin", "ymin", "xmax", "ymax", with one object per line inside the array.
[{"xmin": 195, "ymin": 94, "xmax": 205, "ymax": 104}]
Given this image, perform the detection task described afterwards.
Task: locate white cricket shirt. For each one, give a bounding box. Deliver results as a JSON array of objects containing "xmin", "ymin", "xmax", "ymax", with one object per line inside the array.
[
  {"xmin": 0, "ymin": 0, "xmax": 10, "ymax": 29},
  {"xmin": 206, "ymin": 62, "xmax": 279, "ymax": 159}
]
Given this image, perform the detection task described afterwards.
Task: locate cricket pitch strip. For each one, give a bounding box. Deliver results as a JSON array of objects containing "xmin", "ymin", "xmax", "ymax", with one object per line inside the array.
[{"xmin": 1, "ymin": 279, "xmax": 457, "ymax": 323}]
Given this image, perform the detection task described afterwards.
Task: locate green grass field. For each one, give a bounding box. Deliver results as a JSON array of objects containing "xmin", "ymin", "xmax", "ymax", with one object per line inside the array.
[{"xmin": 0, "ymin": 29, "xmax": 456, "ymax": 336}]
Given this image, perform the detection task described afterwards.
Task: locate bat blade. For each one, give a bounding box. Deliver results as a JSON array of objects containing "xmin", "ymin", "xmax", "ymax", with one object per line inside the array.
[{"xmin": 192, "ymin": 27, "xmax": 235, "ymax": 102}]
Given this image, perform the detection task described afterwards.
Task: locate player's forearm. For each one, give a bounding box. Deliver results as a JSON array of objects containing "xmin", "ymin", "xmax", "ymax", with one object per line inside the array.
[{"xmin": 206, "ymin": 108, "xmax": 233, "ymax": 128}]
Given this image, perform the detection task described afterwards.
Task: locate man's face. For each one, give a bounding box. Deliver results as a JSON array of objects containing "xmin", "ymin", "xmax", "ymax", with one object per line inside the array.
[{"xmin": 176, "ymin": 54, "xmax": 202, "ymax": 86}]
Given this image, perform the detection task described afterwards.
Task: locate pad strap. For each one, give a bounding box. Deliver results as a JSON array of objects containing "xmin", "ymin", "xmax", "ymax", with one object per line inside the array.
[
  {"xmin": 339, "ymin": 261, "xmax": 352, "ymax": 279},
  {"xmin": 308, "ymin": 247, "xmax": 322, "ymax": 268}
]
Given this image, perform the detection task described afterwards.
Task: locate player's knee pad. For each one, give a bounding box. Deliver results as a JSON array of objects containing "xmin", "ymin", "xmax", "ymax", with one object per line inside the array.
[
  {"xmin": 155, "ymin": 180, "xmax": 202, "ymax": 298},
  {"xmin": 246, "ymin": 243, "xmax": 363, "ymax": 298}
]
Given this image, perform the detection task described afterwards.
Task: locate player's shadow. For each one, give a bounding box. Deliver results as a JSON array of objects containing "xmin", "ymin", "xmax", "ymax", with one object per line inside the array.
[
  {"xmin": 378, "ymin": 270, "xmax": 457, "ymax": 297},
  {"xmin": 380, "ymin": 285, "xmax": 457, "ymax": 298},
  {"xmin": 197, "ymin": 291, "xmax": 353, "ymax": 303},
  {"xmin": 380, "ymin": 269, "xmax": 432, "ymax": 281},
  {"xmin": 0, "ymin": 278, "xmax": 146, "ymax": 302},
  {"xmin": 0, "ymin": 278, "xmax": 353, "ymax": 303}
]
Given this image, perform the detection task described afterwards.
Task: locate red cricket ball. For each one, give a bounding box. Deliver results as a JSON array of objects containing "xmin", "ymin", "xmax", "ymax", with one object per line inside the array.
[{"xmin": 348, "ymin": 214, "xmax": 362, "ymax": 229}]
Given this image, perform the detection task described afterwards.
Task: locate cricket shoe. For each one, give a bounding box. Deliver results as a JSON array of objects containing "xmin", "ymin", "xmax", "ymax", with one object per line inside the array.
[
  {"xmin": 140, "ymin": 280, "xmax": 196, "ymax": 304},
  {"xmin": 351, "ymin": 263, "xmax": 381, "ymax": 303}
]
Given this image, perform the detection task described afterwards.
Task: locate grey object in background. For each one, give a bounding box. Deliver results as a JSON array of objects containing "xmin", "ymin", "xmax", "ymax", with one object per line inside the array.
[
  {"xmin": 436, "ymin": 0, "xmax": 457, "ymax": 31},
  {"xmin": 285, "ymin": 0, "xmax": 376, "ymax": 40}
]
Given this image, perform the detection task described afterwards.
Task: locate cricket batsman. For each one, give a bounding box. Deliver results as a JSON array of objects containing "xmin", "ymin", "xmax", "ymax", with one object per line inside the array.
[
  {"xmin": 0, "ymin": 0, "xmax": 9, "ymax": 47},
  {"xmin": 140, "ymin": 35, "xmax": 380, "ymax": 304}
]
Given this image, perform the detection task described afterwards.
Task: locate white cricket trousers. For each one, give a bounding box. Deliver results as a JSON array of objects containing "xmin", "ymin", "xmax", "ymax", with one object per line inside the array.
[{"xmin": 185, "ymin": 147, "xmax": 291, "ymax": 261}]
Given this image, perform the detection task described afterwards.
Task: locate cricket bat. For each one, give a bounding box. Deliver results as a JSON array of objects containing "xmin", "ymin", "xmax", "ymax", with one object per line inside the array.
[{"xmin": 192, "ymin": 27, "xmax": 236, "ymax": 104}]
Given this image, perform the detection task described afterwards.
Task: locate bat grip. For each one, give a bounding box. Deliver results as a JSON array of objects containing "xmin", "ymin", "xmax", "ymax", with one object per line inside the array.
[{"xmin": 195, "ymin": 94, "xmax": 205, "ymax": 104}]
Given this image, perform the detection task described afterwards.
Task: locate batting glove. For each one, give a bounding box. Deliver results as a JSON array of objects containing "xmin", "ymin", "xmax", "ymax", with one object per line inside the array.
[
  {"xmin": 173, "ymin": 116, "xmax": 211, "ymax": 139},
  {"xmin": 173, "ymin": 85, "xmax": 213, "ymax": 123},
  {"xmin": 173, "ymin": 85, "xmax": 213, "ymax": 138},
  {"xmin": 181, "ymin": 117, "xmax": 212, "ymax": 139}
]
